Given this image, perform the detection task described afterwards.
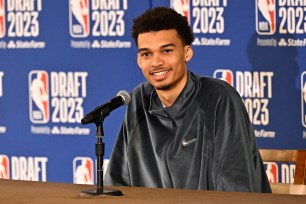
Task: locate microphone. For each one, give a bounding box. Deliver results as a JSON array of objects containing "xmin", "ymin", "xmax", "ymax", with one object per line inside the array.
[{"xmin": 81, "ymin": 90, "xmax": 131, "ymax": 125}]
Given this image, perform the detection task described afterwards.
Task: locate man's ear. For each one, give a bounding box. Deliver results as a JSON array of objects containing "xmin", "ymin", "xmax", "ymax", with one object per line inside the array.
[
  {"xmin": 137, "ymin": 54, "xmax": 141, "ymax": 68},
  {"xmin": 185, "ymin": 46, "xmax": 193, "ymax": 62}
]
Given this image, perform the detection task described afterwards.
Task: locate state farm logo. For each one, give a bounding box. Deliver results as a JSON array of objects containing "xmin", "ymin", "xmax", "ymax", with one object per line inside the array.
[
  {"xmin": 256, "ymin": 0, "xmax": 276, "ymax": 35},
  {"xmin": 29, "ymin": 70, "xmax": 50, "ymax": 124},
  {"xmin": 69, "ymin": 0, "xmax": 90, "ymax": 37},
  {"xmin": 0, "ymin": 155, "xmax": 10, "ymax": 179},
  {"xmin": 73, "ymin": 157, "xmax": 94, "ymax": 184}
]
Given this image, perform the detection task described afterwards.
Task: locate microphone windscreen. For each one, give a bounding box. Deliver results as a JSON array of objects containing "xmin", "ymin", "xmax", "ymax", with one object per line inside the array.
[{"xmin": 116, "ymin": 90, "xmax": 131, "ymax": 105}]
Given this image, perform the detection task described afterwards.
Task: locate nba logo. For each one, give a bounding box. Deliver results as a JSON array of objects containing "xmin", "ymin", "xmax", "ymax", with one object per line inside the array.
[
  {"xmin": 0, "ymin": 155, "xmax": 10, "ymax": 179},
  {"xmin": 29, "ymin": 70, "xmax": 50, "ymax": 124},
  {"xmin": 301, "ymin": 71, "xmax": 306, "ymax": 127},
  {"xmin": 256, "ymin": 0, "xmax": 276, "ymax": 35},
  {"xmin": 264, "ymin": 162, "xmax": 278, "ymax": 183},
  {"xmin": 73, "ymin": 157, "xmax": 94, "ymax": 184},
  {"xmin": 213, "ymin": 69, "xmax": 234, "ymax": 86},
  {"xmin": 0, "ymin": 0, "xmax": 5, "ymax": 38},
  {"xmin": 69, "ymin": 0, "xmax": 90, "ymax": 37},
  {"xmin": 171, "ymin": 0, "xmax": 190, "ymax": 23}
]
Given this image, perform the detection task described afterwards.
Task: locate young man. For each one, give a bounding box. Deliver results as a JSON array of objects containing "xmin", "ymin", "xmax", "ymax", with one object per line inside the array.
[{"xmin": 104, "ymin": 7, "xmax": 271, "ymax": 193}]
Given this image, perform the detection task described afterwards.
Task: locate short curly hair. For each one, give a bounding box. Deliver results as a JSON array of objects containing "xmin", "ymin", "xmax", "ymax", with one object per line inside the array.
[{"xmin": 132, "ymin": 7, "xmax": 194, "ymax": 46}]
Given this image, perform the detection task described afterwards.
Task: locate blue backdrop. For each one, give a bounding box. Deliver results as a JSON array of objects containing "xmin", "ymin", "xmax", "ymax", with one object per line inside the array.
[{"xmin": 0, "ymin": 0, "xmax": 305, "ymax": 185}]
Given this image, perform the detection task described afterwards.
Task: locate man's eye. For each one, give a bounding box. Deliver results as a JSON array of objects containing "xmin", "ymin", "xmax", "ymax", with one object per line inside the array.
[
  {"xmin": 140, "ymin": 52, "xmax": 150, "ymax": 57},
  {"xmin": 163, "ymin": 49, "xmax": 173, "ymax": 54}
]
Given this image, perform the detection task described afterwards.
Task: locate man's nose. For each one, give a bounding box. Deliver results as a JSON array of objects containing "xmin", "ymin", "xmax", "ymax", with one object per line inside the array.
[{"xmin": 151, "ymin": 54, "xmax": 164, "ymax": 68}]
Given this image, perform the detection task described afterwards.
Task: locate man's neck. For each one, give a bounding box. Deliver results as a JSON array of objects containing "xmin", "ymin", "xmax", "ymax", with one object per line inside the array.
[
  {"xmin": 156, "ymin": 75, "xmax": 188, "ymax": 107},
  {"xmin": 156, "ymin": 89, "xmax": 180, "ymax": 107}
]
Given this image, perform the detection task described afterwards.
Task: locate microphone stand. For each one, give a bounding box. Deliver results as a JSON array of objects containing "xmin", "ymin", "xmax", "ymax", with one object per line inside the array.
[{"xmin": 80, "ymin": 107, "xmax": 123, "ymax": 196}]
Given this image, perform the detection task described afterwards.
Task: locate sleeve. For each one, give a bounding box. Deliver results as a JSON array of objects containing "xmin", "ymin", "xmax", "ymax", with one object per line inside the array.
[
  {"xmin": 212, "ymin": 88, "xmax": 271, "ymax": 193},
  {"xmin": 104, "ymin": 119, "xmax": 131, "ymax": 186}
]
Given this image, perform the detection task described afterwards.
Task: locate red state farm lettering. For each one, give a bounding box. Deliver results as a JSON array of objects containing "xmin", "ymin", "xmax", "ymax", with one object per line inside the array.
[{"xmin": 11, "ymin": 156, "xmax": 48, "ymax": 181}]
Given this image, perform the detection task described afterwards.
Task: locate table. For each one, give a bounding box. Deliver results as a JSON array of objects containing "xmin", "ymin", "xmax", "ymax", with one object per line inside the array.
[
  {"xmin": 271, "ymin": 183, "xmax": 306, "ymax": 195},
  {"xmin": 0, "ymin": 179, "xmax": 305, "ymax": 204}
]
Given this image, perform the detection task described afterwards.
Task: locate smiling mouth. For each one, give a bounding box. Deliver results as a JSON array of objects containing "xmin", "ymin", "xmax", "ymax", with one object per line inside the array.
[
  {"xmin": 150, "ymin": 70, "xmax": 169, "ymax": 76},
  {"xmin": 149, "ymin": 70, "xmax": 171, "ymax": 81}
]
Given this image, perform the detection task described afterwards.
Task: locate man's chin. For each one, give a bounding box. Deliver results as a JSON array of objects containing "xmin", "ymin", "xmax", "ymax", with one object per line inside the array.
[{"xmin": 154, "ymin": 83, "xmax": 172, "ymax": 91}]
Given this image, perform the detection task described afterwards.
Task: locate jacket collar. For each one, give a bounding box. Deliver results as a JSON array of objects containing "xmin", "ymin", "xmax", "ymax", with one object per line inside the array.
[{"xmin": 148, "ymin": 71, "xmax": 197, "ymax": 119}]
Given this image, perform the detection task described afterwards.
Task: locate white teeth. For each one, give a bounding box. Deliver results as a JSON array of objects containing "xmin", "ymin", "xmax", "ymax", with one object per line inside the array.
[{"xmin": 153, "ymin": 71, "xmax": 167, "ymax": 76}]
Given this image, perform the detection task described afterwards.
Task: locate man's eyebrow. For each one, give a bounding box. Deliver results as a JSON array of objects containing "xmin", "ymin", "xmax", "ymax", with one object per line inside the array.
[
  {"xmin": 138, "ymin": 43, "xmax": 176, "ymax": 53},
  {"xmin": 138, "ymin": 48, "xmax": 149, "ymax": 53},
  {"xmin": 161, "ymin": 43, "xmax": 176, "ymax": 48}
]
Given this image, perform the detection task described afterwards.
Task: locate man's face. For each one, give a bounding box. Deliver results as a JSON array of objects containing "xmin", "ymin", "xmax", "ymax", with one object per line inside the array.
[{"xmin": 137, "ymin": 29, "xmax": 192, "ymax": 91}]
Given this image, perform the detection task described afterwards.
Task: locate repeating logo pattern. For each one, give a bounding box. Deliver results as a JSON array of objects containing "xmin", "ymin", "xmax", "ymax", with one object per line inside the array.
[
  {"xmin": 69, "ymin": 0, "xmax": 90, "ymax": 37},
  {"xmin": 73, "ymin": 157, "xmax": 94, "ymax": 184},
  {"xmin": 174, "ymin": 0, "xmax": 230, "ymax": 46},
  {"xmin": 214, "ymin": 69, "xmax": 275, "ymax": 138},
  {"xmin": 213, "ymin": 69, "xmax": 234, "ymax": 86},
  {"xmin": 171, "ymin": 0, "xmax": 190, "ymax": 23},
  {"xmin": 264, "ymin": 162, "xmax": 278, "ymax": 183},
  {"xmin": 28, "ymin": 70, "xmax": 90, "ymax": 135},
  {"xmin": 0, "ymin": 0, "xmax": 304, "ymax": 185},
  {"xmin": 0, "ymin": 0, "xmax": 5, "ymax": 38},
  {"xmin": 68, "ymin": 0, "xmax": 131, "ymax": 49},
  {"xmin": 0, "ymin": 0, "xmax": 45, "ymax": 49},
  {"xmin": 256, "ymin": 0, "xmax": 276, "ymax": 35},
  {"xmin": 0, "ymin": 155, "xmax": 10, "ymax": 179},
  {"xmin": 263, "ymin": 162, "xmax": 295, "ymax": 184},
  {"xmin": 255, "ymin": 0, "xmax": 306, "ymax": 47},
  {"xmin": 29, "ymin": 70, "xmax": 50, "ymax": 124}
]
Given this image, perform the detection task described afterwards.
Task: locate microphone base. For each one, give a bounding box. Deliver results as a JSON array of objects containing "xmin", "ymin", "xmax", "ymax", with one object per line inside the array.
[{"xmin": 79, "ymin": 187, "xmax": 123, "ymax": 197}]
